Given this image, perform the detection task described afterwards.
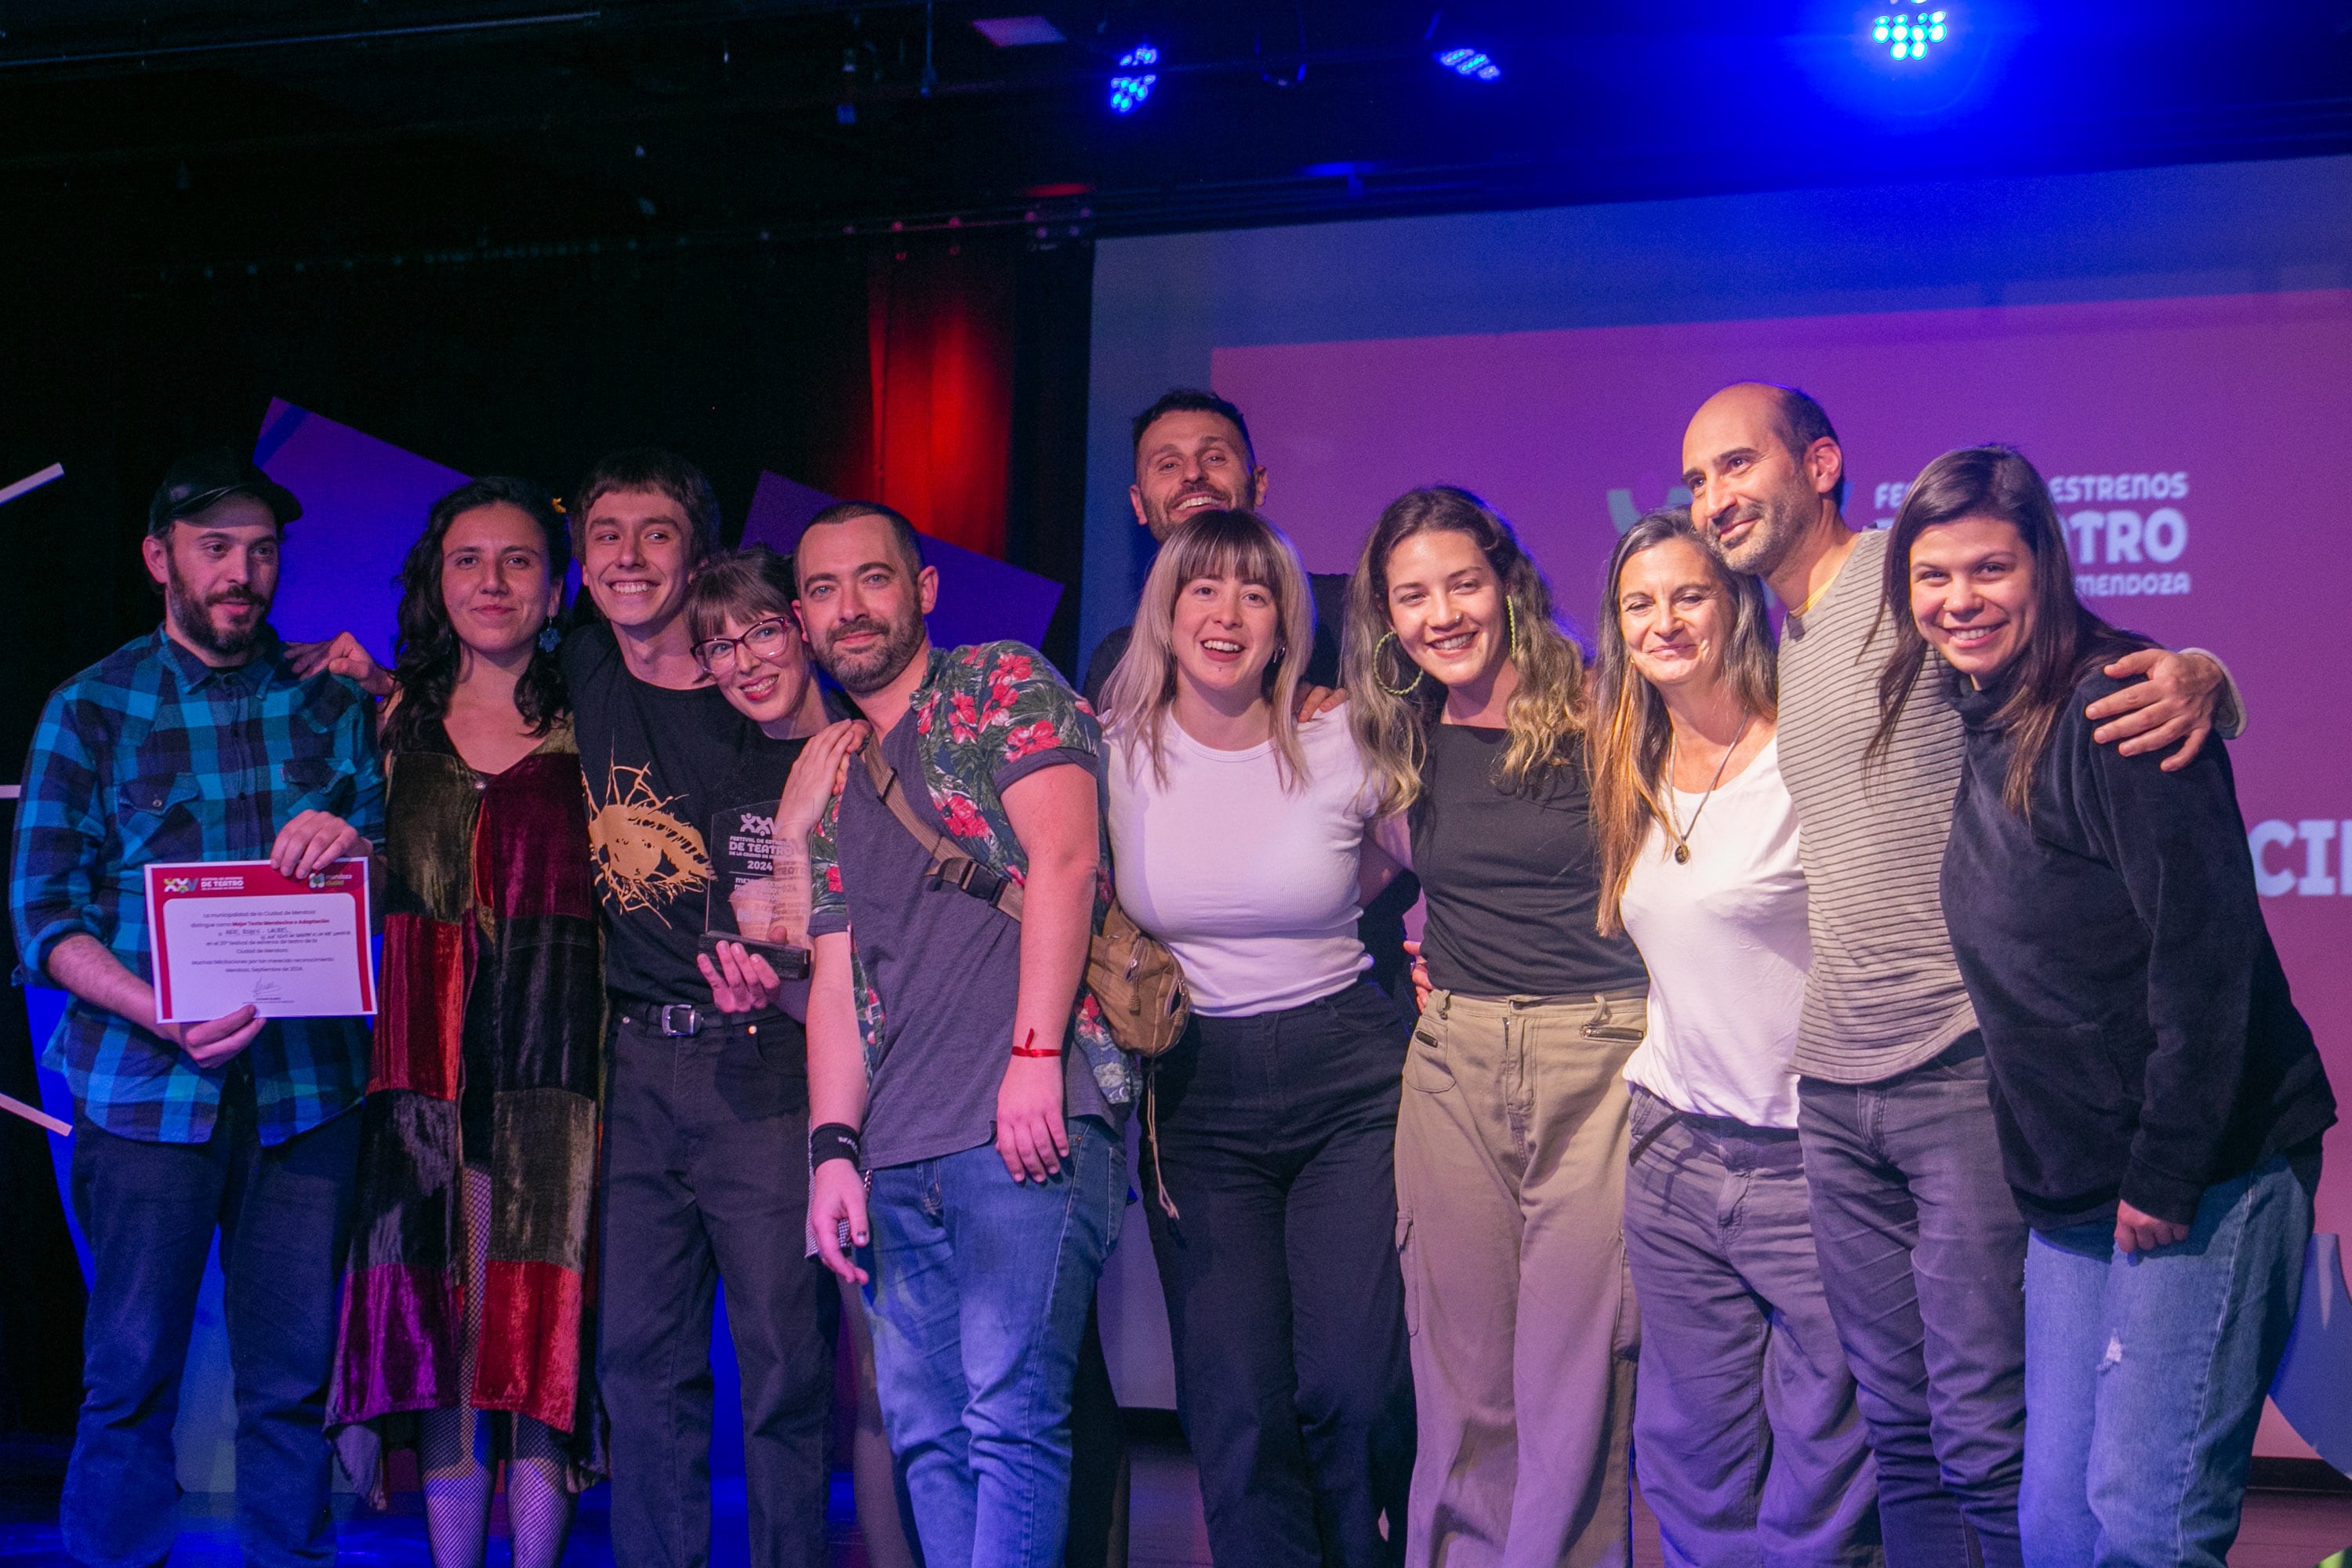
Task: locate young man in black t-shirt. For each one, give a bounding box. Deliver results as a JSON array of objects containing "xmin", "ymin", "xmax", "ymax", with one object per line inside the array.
[{"xmin": 560, "ymin": 450, "xmax": 840, "ymax": 1568}]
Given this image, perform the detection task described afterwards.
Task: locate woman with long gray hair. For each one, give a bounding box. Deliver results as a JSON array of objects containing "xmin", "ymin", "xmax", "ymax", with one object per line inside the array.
[
  {"xmin": 1589, "ymin": 508, "xmax": 1878, "ymax": 1566},
  {"xmin": 1345, "ymin": 485, "xmax": 1647, "ymax": 1566}
]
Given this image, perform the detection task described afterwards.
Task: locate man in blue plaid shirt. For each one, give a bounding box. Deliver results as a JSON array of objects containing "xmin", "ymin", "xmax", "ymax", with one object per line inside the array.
[{"xmin": 9, "ymin": 449, "xmax": 385, "ymax": 1568}]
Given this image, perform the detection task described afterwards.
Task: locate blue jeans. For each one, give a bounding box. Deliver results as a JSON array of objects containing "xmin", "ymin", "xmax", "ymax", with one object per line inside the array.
[
  {"xmin": 865, "ymin": 1116, "xmax": 1123, "ymax": 1568},
  {"xmin": 1625, "ymin": 1088, "xmax": 1882, "ymax": 1567},
  {"xmin": 1798, "ymin": 1039, "xmax": 2027, "ymax": 1568},
  {"xmin": 64, "ymin": 1077, "xmax": 359, "ymax": 1568},
  {"xmin": 2020, "ymin": 1152, "xmax": 2318, "ymax": 1568}
]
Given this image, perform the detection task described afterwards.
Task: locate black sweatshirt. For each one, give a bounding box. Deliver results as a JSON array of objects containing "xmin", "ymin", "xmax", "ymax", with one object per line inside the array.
[{"xmin": 1940, "ymin": 663, "xmax": 2334, "ymax": 1232}]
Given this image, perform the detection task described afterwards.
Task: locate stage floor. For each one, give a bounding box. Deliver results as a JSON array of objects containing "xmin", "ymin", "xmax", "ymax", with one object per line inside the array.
[{"xmin": 1, "ymin": 1437, "xmax": 2346, "ymax": 1566}]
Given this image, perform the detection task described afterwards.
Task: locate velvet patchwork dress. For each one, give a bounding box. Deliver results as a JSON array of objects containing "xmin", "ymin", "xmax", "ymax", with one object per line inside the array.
[{"xmin": 329, "ymin": 715, "xmax": 607, "ymax": 1490}]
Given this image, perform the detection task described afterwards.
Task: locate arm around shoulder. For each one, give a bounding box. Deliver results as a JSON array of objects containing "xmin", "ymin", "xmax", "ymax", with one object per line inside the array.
[{"xmin": 2086, "ymin": 644, "xmax": 2238, "ymax": 769}]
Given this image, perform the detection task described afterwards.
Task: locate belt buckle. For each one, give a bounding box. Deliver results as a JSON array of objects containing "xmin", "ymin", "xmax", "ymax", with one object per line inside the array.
[{"xmin": 659, "ymin": 1003, "xmax": 700, "ymax": 1037}]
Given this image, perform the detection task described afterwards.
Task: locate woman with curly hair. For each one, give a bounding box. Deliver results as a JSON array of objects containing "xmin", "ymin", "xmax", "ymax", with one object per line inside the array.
[
  {"xmin": 325, "ymin": 476, "xmax": 604, "ymax": 1568},
  {"xmin": 1345, "ymin": 486, "xmax": 1648, "ymax": 1566}
]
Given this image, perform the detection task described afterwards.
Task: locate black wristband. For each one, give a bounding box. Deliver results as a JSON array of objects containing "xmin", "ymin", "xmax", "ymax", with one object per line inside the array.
[{"xmin": 810, "ymin": 1121, "xmax": 863, "ymax": 1171}]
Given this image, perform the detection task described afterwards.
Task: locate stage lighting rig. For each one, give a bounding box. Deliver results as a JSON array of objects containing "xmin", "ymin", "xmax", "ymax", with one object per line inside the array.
[
  {"xmin": 1110, "ymin": 42, "xmax": 1159, "ymax": 113},
  {"xmin": 1436, "ymin": 46, "xmax": 1502, "ymax": 82},
  {"xmin": 1871, "ymin": 9, "xmax": 1950, "ymax": 60}
]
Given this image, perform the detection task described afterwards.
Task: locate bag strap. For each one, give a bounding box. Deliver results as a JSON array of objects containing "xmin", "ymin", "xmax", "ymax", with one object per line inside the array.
[{"xmin": 859, "ymin": 731, "xmax": 1028, "ymax": 922}]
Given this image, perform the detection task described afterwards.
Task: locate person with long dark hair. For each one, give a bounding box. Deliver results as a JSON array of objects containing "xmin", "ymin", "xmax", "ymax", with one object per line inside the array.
[
  {"xmin": 1099, "ymin": 509, "xmax": 1415, "ymax": 1567},
  {"xmin": 325, "ymin": 476, "xmax": 605, "ymax": 1568},
  {"xmin": 1878, "ymin": 445, "xmax": 2335, "ymax": 1568},
  {"xmin": 1345, "ymin": 485, "xmax": 1648, "ymax": 1566},
  {"xmin": 1589, "ymin": 507, "xmax": 1878, "ymax": 1564}
]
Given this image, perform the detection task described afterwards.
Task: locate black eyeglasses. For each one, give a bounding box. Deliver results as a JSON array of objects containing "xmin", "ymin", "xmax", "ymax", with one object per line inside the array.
[{"xmin": 691, "ymin": 617, "xmax": 794, "ymax": 673}]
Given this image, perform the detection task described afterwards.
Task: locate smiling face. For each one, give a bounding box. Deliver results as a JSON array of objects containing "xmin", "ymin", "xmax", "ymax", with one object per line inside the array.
[
  {"xmin": 1615, "ymin": 535, "xmax": 1733, "ymax": 695},
  {"xmin": 143, "ymin": 492, "xmax": 281, "ymax": 665},
  {"xmin": 1381, "ymin": 528, "xmax": 1511, "ymax": 693},
  {"xmin": 704, "ymin": 608, "xmax": 818, "ymax": 728},
  {"xmin": 793, "ymin": 511, "xmax": 936, "ymax": 696},
  {"xmin": 441, "ymin": 502, "xmax": 560, "ymax": 662},
  {"xmin": 1680, "ymin": 383, "xmax": 1838, "ymax": 581},
  {"xmin": 1169, "ymin": 571, "xmax": 1279, "ymax": 707},
  {"xmin": 580, "ymin": 486, "xmax": 693, "ymax": 633},
  {"xmin": 1131, "ymin": 410, "xmax": 1267, "ymax": 542},
  {"xmin": 1909, "ymin": 514, "xmax": 2037, "ymax": 681}
]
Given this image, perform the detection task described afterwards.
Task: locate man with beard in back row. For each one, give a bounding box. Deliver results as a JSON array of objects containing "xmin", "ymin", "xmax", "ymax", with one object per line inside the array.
[{"xmin": 1086, "ymin": 388, "xmax": 1417, "ymax": 1005}]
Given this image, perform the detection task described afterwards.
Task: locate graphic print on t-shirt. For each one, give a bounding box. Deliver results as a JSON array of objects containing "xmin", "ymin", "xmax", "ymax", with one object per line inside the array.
[{"xmin": 584, "ymin": 759, "xmax": 711, "ymax": 920}]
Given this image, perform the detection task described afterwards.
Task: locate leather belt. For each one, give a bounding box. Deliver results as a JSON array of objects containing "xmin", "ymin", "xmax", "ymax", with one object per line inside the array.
[{"xmin": 620, "ymin": 1004, "xmax": 789, "ymax": 1038}]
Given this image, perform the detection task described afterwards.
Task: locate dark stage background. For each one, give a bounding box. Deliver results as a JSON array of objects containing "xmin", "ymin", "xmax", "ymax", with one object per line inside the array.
[{"xmin": 0, "ymin": 230, "xmax": 1095, "ymax": 774}]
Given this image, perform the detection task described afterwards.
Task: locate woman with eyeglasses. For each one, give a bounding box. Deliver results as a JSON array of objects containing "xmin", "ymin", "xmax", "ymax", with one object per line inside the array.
[
  {"xmin": 327, "ymin": 477, "xmax": 605, "ymax": 1568},
  {"xmin": 680, "ymin": 543, "xmax": 920, "ymax": 1568}
]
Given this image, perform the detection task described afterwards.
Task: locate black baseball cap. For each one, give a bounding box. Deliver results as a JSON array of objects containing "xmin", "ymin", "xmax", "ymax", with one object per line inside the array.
[{"xmin": 147, "ymin": 448, "xmax": 302, "ymax": 538}]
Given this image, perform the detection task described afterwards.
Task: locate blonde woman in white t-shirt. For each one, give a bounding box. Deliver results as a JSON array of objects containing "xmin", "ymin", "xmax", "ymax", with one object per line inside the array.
[
  {"xmin": 1588, "ymin": 507, "xmax": 1880, "ymax": 1566},
  {"xmin": 1098, "ymin": 508, "xmax": 1416, "ymax": 1568}
]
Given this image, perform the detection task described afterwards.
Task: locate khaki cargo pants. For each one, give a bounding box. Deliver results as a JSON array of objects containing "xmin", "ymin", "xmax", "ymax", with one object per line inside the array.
[{"xmin": 1395, "ymin": 987, "xmax": 1645, "ymax": 1568}]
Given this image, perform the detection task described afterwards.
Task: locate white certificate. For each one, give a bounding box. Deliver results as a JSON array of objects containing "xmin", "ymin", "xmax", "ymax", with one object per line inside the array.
[{"xmin": 144, "ymin": 859, "xmax": 376, "ymax": 1024}]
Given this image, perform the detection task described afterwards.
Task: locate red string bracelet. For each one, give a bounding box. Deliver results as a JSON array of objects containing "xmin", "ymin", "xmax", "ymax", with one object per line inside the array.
[{"xmin": 1010, "ymin": 1027, "xmax": 1061, "ymax": 1059}]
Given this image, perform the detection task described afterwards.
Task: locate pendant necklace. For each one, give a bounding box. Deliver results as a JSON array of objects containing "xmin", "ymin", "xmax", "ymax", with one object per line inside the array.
[{"xmin": 1666, "ymin": 714, "xmax": 1753, "ymax": 865}]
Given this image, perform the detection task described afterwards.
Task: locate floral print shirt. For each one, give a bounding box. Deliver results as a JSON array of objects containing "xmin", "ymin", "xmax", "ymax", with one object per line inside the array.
[{"xmin": 808, "ymin": 641, "xmax": 1137, "ymax": 1110}]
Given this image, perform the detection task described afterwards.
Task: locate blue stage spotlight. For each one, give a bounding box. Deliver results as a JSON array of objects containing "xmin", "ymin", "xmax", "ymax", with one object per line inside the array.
[
  {"xmin": 1436, "ymin": 47, "xmax": 1502, "ymax": 82},
  {"xmin": 1871, "ymin": 9, "xmax": 1950, "ymax": 60},
  {"xmin": 1109, "ymin": 42, "xmax": 1158, "ymax": 113}
]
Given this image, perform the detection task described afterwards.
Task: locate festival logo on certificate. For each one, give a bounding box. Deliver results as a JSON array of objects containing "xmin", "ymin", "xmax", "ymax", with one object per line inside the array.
[{"xmin": 144, "ymin": 858, "xmax": 376, "ymax": 1023}]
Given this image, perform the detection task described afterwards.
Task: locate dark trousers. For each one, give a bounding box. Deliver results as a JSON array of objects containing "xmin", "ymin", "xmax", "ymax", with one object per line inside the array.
[
  {"xmin": 599, "ymin": 1011, "xmax": 841, "ymax": 1568},
  {"xmin": 1798, "ymin": 1038, "xmax": 2027, "ymax": 1568},
  {"xmin": 1143, "ymin": 980, "xmax": 1416, "ymax": 1568},
  {"xmin": 64, "ymin": 1079, "xmax": 360, "ymax": 1568}
]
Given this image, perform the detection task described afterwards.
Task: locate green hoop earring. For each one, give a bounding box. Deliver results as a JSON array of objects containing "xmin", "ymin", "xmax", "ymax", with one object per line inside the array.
[{"xmin": 1374, "ymin": 631, "xmax": 1426, "ymax": 698}]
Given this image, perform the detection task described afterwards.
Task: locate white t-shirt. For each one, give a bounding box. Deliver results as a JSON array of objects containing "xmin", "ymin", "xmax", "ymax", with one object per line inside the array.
[
  {"xmin": 1620, "ymin": 735, "xmax": 1811, "ymax": 1129},
  {"xmin": 1106, "ymin": 710, "xmax": 1377, "ymax": 1018}
]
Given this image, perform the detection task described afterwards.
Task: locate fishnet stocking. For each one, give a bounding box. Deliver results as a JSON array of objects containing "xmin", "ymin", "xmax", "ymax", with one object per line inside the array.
[{"xmin": 416, "ymin": 1167, "xmax": 578, "ymax": 1568}]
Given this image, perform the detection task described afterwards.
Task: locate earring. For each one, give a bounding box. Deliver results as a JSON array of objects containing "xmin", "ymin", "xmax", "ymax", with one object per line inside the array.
[
  {"xmin": 538, "ymin": 622, "xmax": 562, "ymax": 652},
  {"xmin": 1506, "ymin": 597, "xmax": 1519, "ymax": 659},
  {"xmin": 1374, "ymin": 632, "xmax": 1425, "ymax": 697}
]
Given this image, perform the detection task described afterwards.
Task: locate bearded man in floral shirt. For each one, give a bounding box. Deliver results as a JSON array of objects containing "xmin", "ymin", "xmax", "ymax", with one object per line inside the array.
[{"xmin": 791, "ymin": 500, "xmax": 1134, "ymax": 1568}]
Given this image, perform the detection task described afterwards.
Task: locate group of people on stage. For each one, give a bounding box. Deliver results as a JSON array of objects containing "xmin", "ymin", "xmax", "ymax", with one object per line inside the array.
[{"xmin": 7, "ymin": 372, "xmax": 2334, "ymax": 1568}]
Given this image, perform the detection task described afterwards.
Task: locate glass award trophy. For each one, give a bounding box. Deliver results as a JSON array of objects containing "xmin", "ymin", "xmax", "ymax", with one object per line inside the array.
[{"xmin": 702, "ymin": 794, "xmax": 814, "ymax": 981}]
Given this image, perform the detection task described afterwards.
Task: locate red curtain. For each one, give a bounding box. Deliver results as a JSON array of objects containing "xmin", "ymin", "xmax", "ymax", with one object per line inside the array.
[{"xmin": 862, "ymin": 240, "xmax": 1015, "ymax": 558}]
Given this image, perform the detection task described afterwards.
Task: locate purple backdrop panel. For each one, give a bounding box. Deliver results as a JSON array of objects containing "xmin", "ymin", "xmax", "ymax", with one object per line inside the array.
[
  {"xmin": 1215, "ymin": 286, "xmax": 2352, "ymax": 1244},
  {"xmin": 742, "ymin": 470, "xmax": 1064, "ymax": 655},
  {"xmin": 254, "ymin": 400, "xmax": 469, "ymax": 665}
]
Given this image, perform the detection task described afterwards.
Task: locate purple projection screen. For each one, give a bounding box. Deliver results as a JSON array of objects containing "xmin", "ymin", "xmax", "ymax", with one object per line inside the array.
[{"xmin": 1213, "ymin": 286, "xmax": 2352, "ymax": 1235}]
